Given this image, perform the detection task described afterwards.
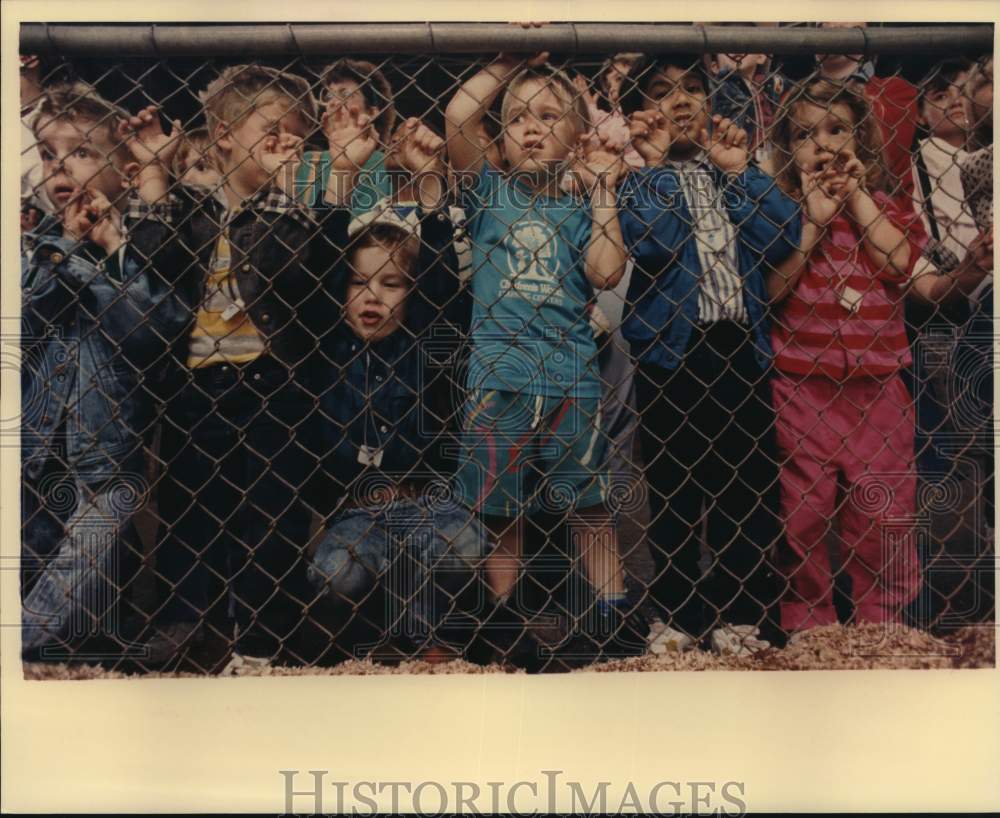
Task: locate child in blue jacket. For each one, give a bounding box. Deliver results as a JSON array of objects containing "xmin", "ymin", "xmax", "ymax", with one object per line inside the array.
[
  {"xmin": 617, "ymin": 54, "xmax": 802, "ymax": 655},
  {"xmin": 21, "ymin": 83, "xmax": 185, "ymax": 658}
]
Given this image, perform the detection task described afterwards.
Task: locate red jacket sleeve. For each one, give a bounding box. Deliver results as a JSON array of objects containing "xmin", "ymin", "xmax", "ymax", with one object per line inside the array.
[
  {"xmin": 870, "ymin": 190, "xmax": 928, "ymax": 284},
  {"xmin": 865, "ymin": 77, "xmax": 919, "ymax": 211}
]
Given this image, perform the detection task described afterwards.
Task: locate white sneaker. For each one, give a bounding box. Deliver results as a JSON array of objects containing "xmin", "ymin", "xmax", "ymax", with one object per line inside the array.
[
  {"xmin": 220, "ymin": 652, "xmax": 272, "ymax": 676},
  {"xmin": 647, "ymin": 620, "xmax": 696, "ymax": 654},
  {"xmin": 711, "ymin": 623, "xmax": 770, "ymax": 657}
]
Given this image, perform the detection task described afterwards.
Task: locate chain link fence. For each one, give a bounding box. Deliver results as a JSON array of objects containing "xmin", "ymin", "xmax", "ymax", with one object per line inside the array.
[{"xmin": 17, "ymin": 22, "xmax": 995, "ymax": 675}]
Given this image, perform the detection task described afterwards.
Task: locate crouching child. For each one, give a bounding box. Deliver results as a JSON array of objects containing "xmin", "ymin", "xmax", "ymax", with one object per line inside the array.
[{"xmin": 306, "ymin": 117, "xmax": 487, "ymax": 663}]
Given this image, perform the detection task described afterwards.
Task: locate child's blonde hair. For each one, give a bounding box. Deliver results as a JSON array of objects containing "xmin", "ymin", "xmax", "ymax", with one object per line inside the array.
[
  {"xmin": 500, "ymin": 65, "xmax": 591, "ymax": 137},
  {"xmin": 171, "ymin": 126, "xmax": 217, "ymax": 178},
  {"xmin": 771, "ymin": 78, "xmax": 887, "ymax": 199},
  {"xmin": 964, "ymin": 55, "xmax": 994, "ymax": 147},
  {"xmin": 31, "ymin": 81, "xmax": 131, "ymax": 166},
  {"xmin": 199, "ymin": 64, "xmax": 318, "ymax": 142}
]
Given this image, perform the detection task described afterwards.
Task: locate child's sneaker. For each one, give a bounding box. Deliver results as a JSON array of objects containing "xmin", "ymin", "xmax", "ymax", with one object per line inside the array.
[
  {"xmin": 573, "ymin": 605, "xmax": 651, "ymax": 662},
  {"xmin": 710, "ymin": 623, "xmax": 771, "ymax": 657},
  {"xmin": 141, "ymin": 621, "xmax": 204, "ymax": 667},
  {"xmin": 467, "ymin": 601, "xmax": 549, "ymax": 673},
  {"xmin": 220, "ymin": 652, "xmax": 273, "ymax": 676},
  {"xmin": 647, "ymin": 620, "xmax": 696, "ymax": 654}
]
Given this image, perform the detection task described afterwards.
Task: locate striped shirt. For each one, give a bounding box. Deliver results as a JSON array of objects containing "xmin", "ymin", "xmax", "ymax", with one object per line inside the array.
[
  {"xmin": 186, "ymin": 227, "xmax": 265, "ymax": 368},
  {"xmin": 669, "ymin": 155, "xmax": 748, "ymax": 324},
  {"xmin": 771, "ymin": 192, "xmax": 926, "ymax": 380}
]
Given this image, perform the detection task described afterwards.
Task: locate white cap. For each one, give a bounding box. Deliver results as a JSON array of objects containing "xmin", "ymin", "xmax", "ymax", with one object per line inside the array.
[{"xmin": 347, "ymin": 198, "xmax": 422, "ymax": 241}]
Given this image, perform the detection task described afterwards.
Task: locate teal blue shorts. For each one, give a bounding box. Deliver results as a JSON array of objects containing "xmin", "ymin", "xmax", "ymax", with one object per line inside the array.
[{"xmin": 453, "ymin": 388, "xmax": 610, "ymax": 518}]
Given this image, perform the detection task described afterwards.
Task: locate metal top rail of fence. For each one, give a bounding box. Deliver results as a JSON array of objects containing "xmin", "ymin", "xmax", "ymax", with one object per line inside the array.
[{"xmin": 19, "ymin": 22, "xmax": 995, "ymax": 57}]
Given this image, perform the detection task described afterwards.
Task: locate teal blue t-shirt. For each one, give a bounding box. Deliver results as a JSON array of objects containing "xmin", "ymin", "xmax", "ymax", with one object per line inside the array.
[
  {"xmin": 294, "ymin": 149, "xmax": 393, "ymax": 219},
  {"xmin": 462, "ymin": 163, "xmax": 598, "ymax": 398}
]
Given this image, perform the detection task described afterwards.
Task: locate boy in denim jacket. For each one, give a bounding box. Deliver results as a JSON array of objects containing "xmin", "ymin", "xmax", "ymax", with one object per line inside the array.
[{"xmin": 21, "ymin": 82, "xmax": 185, "ymax": 658}]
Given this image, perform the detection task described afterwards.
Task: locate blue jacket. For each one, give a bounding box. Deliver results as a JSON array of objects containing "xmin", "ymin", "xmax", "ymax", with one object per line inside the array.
[
  {"xmin": 618, "ymin": 163, "xmax": 802, "ymax": 371},
  {"xmin": 21, "ymin": 216, "xmax": 187, "ymax": 483},
  {"xmin": 310, "ymin": 206, "xmax": 467, "ymax": 509}
]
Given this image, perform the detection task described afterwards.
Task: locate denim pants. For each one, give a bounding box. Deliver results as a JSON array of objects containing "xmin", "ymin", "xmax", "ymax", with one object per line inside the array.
[
  {"xmin": 153, "ymin": 356, "xmax": 315, "ymax": 657},
  {"xmin": 21, "ymin": 464, "xmax": 143, "ymax": 655},
  {"xmin": 308, "ymin": 495, "xmax": 488, "ymax": 650}
]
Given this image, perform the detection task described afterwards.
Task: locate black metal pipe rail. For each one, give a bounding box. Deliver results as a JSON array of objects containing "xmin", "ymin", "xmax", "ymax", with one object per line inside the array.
[{"xmin": 19, "ymin": 22, "xmax": 994, "ymax": 58}]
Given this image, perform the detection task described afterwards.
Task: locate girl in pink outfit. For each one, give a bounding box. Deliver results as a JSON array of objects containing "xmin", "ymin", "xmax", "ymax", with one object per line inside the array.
[{"xmin": 767, "ymin": 79, "xmax": 928, "ymax": 635}]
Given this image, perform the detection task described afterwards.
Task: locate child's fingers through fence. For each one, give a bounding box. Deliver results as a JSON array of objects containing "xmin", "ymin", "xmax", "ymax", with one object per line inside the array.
[
  {"xmin": 117, "ymin": 106, "xmax": 183, "ymax": 170},
  {"xmin": 628, "ymin": 110, "xmax": 670, "ymax": 164},
  {"xmin": 499, "ymin": 24, "xmax": 550, "ymax": 69}
]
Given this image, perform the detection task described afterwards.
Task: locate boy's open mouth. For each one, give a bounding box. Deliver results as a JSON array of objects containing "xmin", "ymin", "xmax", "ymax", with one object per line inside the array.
[
  {"xmin": 359, "ymin": 309, "xmax": 384, "ymax": 326},
  {"xmin": 51, "ymin": 184, "xmax": 78, "ymax": 205}
]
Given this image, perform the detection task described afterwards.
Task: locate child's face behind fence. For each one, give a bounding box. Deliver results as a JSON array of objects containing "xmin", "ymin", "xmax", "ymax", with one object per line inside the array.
[
  {"xmin": 920, "ymin": 72, "xmax": 971, "ymax": 143},
  {"xmin": 324, "ymin": 79, "xmax": 377, "ymax": 120},
  {"xmin": 36, "ymin": 116, "xmax": 124, "ymax": 212},
  {"xmin": 346, "ymin": 245, "xmax": 412, "ymax": 343},
  {"xmin": 640, "ymin": 66, "xmax": 709, "ymax": 159},
  {"xmin": 788, "ymin": 100, "xmax": 859, "ymax": 177},
  {"xmin": 217, "ymin": 96, "xmax": 307, "ymax": 196},
  {"xmin": 179, "ymin": 146, "xmax": 222, "ymax": 189},
  {"xmin": 604, "ymin": 56, "xmax": 639, "ymax": 106},
  {"xmin": 503, "ymin": 79, "xmax": 580, "ymax": 178}
]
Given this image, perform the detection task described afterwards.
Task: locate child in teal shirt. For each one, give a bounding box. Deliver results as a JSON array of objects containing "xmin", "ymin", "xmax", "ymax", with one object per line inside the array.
[{"xmin": 446, "ymin": 54, "xmax": 648, "ymax": 668}]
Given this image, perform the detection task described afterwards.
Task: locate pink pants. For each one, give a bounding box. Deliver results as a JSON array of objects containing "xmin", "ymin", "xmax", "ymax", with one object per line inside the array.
[{"xmin": 771, "ymin": 374, "xmax": 920, "ymax": 633}]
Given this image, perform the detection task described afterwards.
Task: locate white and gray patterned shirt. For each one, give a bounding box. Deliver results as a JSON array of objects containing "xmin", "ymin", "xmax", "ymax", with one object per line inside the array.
[
  {"xmin": 960, "ymin": 144, "xmax": 994, "ymax": 235},
  {"xmin": 667, "ymin": 153, "xmax": 747, "ymax": 324}
]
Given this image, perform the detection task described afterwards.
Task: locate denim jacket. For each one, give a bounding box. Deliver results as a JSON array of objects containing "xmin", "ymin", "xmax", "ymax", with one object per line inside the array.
[
  {"xmin": 618, "ymin": 163, "xmax": 802, "ymax": 371},
  {"xmin": 311, "ymin": 206, "xmax": 465, "ymax": 507},
  {"xmin": 21, "ymin": 216, "xmax": 187, "ymax": 482},
  {"xmin": 125, "ymin": 186, "xmax": 345, "ymax": 379}
]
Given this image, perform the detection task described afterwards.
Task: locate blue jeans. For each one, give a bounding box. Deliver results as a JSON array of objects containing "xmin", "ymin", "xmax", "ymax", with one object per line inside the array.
[
  {"xmin": 21, "ymin": 467, "xmax": 144, "ymax": 656},
  {"xmin": 308, "ymin": 495, "xmax": 488, "ymax": 650}
]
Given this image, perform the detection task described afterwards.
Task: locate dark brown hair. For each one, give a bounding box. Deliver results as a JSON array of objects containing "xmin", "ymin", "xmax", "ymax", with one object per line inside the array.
[
  {"xmin": 349, "ymin": 222, "xmax": 421, "ymax": 278},
  {"xmin": 319, "ymin": 58, "xmax": 396, "ymax": 143}
]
